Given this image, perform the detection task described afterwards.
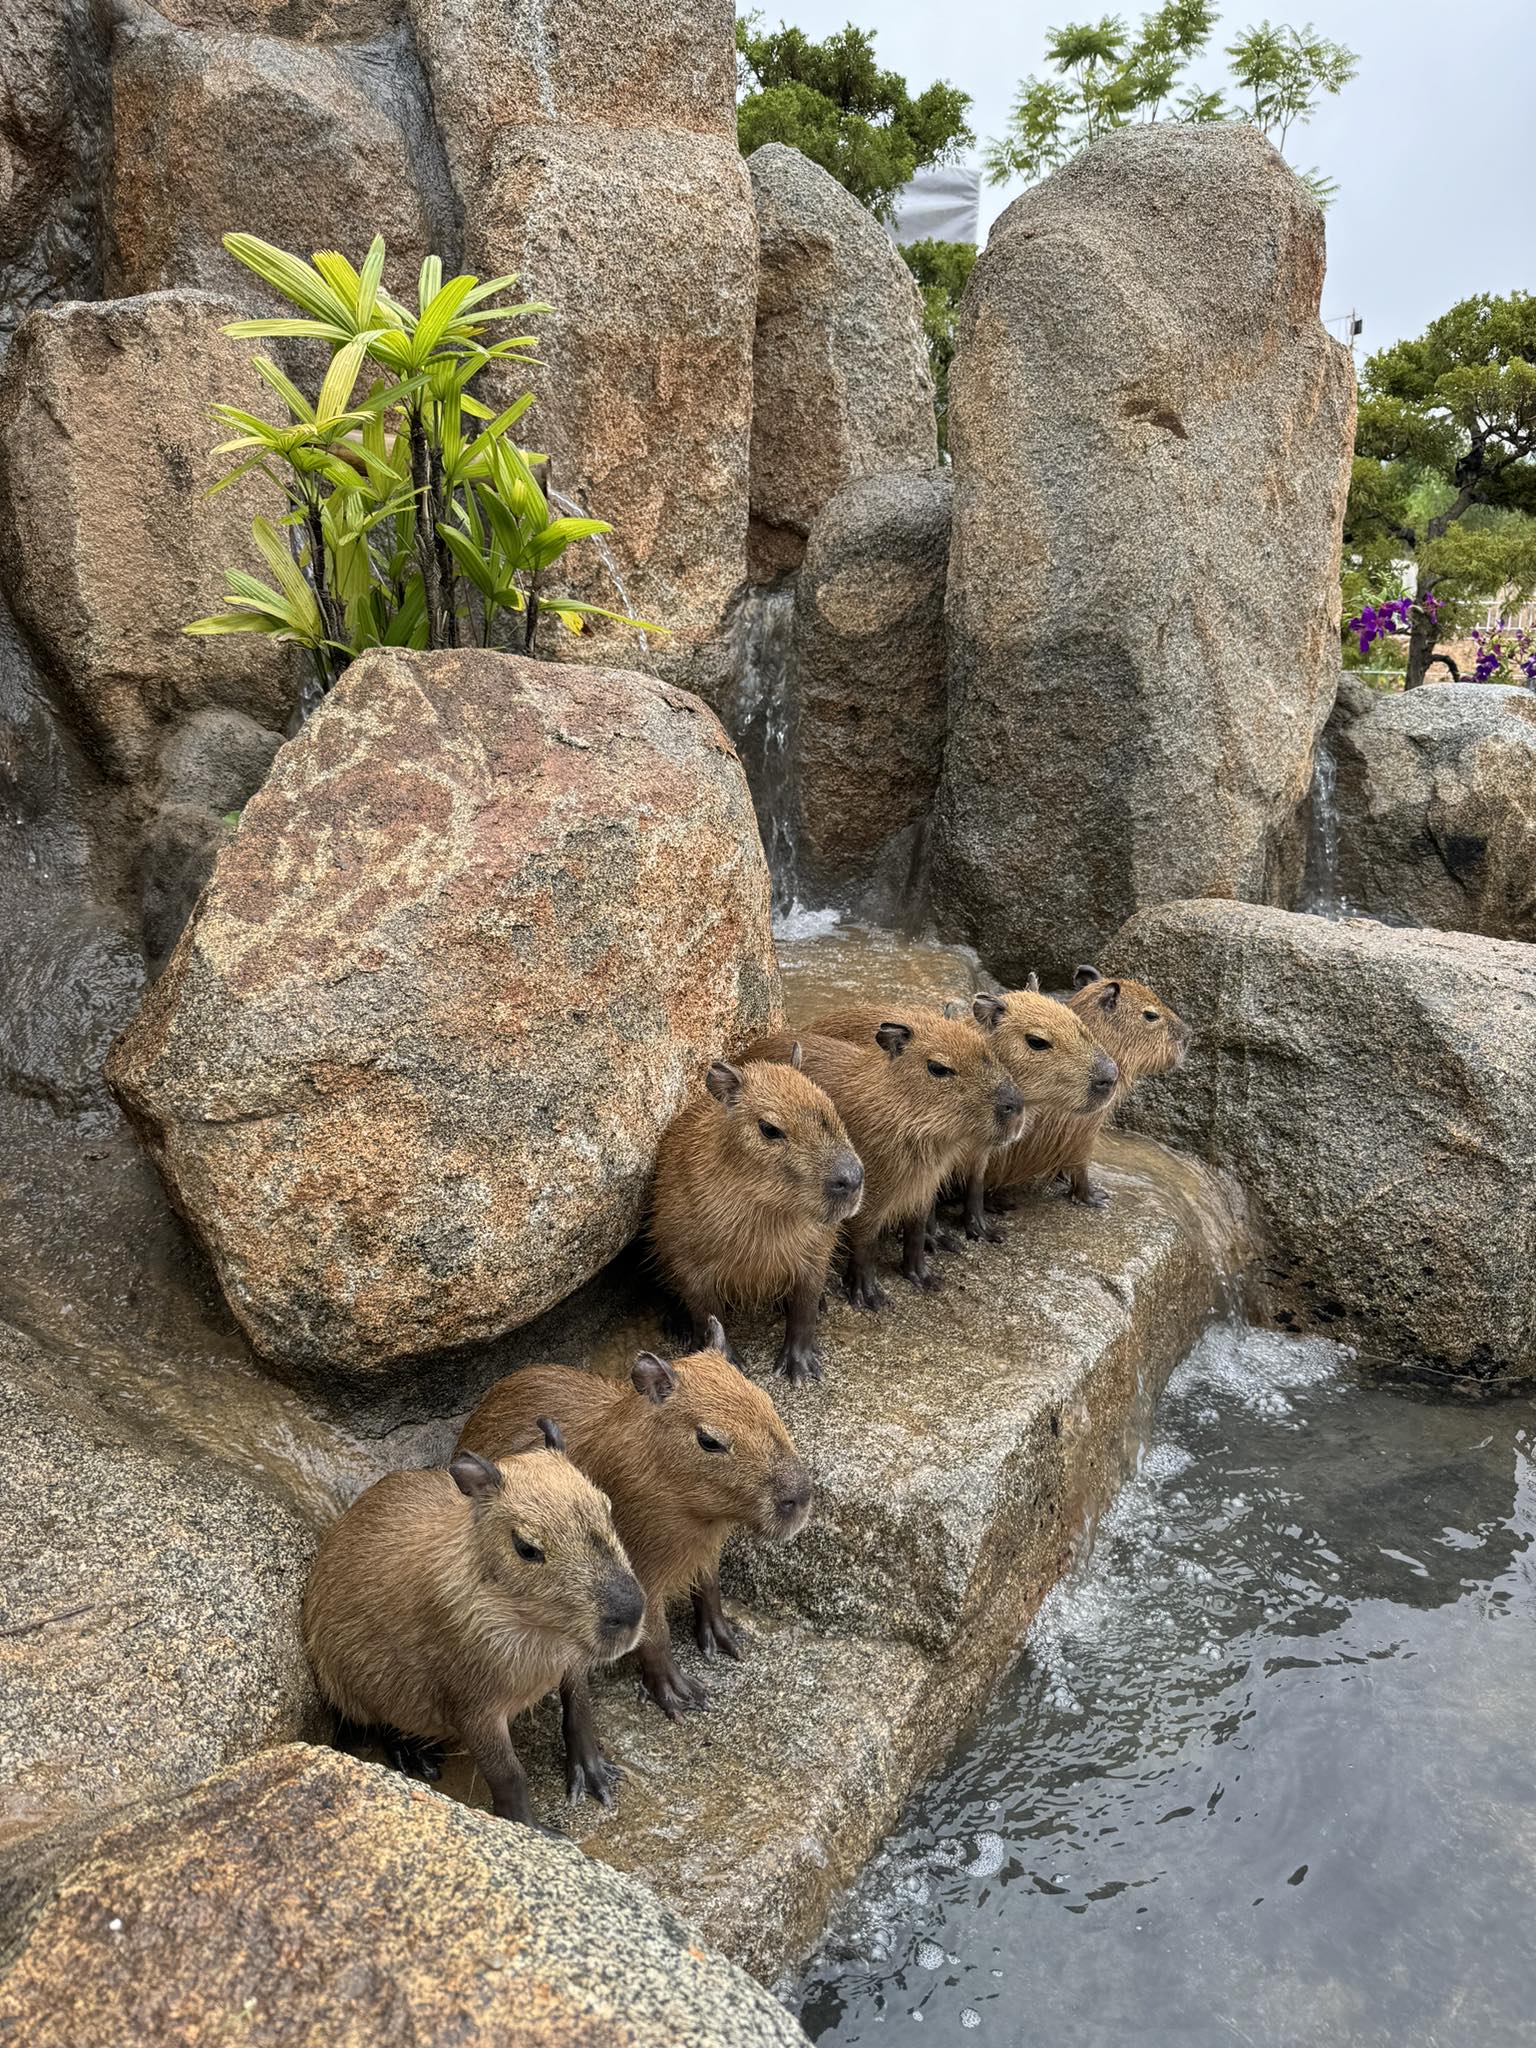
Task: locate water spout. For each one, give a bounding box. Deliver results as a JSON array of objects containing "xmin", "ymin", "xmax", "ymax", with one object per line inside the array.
[
  {"xmin": 722, "ymin": 581, "xmax": 801, "ymax": 917},
  {"xmin": 1299, "ymin": 736, "xmax": 1348, "ymax": 917}
]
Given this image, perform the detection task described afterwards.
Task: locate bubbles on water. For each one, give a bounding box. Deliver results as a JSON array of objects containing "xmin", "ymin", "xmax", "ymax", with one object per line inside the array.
[
  {"xmin": 1169, "ymin": 1322, "xmax": 1350, "ymax": 1417},
  {"xmin": 773, "ymin": 901, "xmax": 843, "ymax": 941},
  {"xmin": 914, "ymin": 1941, "xmax": 946, "ymax": 1971},
  {"xmin": 967, "ymin": 1833, "xmax": 1005, "ymax": 1878},
  {"xmin": 959, "ymin": 2009, "xmax": 982, "ymax": 2030}
]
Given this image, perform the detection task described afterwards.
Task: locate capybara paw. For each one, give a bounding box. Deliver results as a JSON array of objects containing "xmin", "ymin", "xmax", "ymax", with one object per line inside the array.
[
  {"xmin": 643, "ymin": 1664, "xmax": 709, "ymax": 1720},
  {"xmin": 566, "ymin": 1749, "xmax": 622, "ymax": 1808},
  {"xmin": 906, "ymin": 1266, "xmax": 945, "ymax": 1294},
  {"xmin": 775, "ymin": 1341, "xmax": 825, "ymax": 1386},
  {"xmin": 845, "ymin": 1273, "xmax": 887, "ymax": 1312},
  {"xmin": 695, "ymin": 1609, "xmax": 746, "ymax": 1662},
  {"xmin": 966, "ymin": 1214, "xmax": 1004, "ymax": 1244},
  {"xmin": 1073, "ymin": 1184, "xmax": 1111, "ymax": 1209},
  {"xmin": 385, "ymin": 1732, "xmax": 445, "ymax": 1782}
]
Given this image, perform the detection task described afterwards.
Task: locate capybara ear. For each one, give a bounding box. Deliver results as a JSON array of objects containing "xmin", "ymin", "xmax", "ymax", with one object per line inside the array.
[
  {"xmin": 450, "ymin": 1450, "xmax": 503, "ymax": 1499},
  {"xmin": 1025, "ymin": 970, "xmax": 1041, "ymax": 992},
  {"xmin": 875, "ymin": 1020, "xmax": 912, "ymax": 1056},
  {"xmin": 972, "ymin": 994, "xmax": 1005, "ymax": 1031},
  {"xmin": 1097, "ymin": 980, "xmax": 1121, "ymax": 1011},
  {"xmin": 789, "ymin": 1040, "xmax": 804, "ymax": 1071},
  {"xmin": 942, "ymin": 998, "xmax": 967, "ymax": 1021},
  {"xmin": 631, "ymin": 1351, "xmax": 677, "ymax": 1404},
  {"xmin": 704, "ymin": 1315, "xmax": 729, "ymax": 1354},
  {"xmin": 1073, "ymin": 964, "xmax": 1102, "ymax": 987},
  {"xmin": 706, "ymin": 1061, "xmax": 743, "ymax": 1104},
  {"xmin": 535, "ymin": 1415, "xmax": 565, "ymax": 1454}
]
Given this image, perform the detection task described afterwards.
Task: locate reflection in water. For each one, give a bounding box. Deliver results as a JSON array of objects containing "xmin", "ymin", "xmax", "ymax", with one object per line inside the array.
[{"xmin": 799, "ymin": 1325, "xmax": 1536, "ymax": 2048}]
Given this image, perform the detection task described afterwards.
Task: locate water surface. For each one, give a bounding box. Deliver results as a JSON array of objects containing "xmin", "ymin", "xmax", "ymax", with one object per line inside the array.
[{"xmin": 799, "ymin": 1325, "xmax": 1536, "ymax": 2047}]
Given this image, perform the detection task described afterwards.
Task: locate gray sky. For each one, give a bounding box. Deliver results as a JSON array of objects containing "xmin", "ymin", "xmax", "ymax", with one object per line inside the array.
[{"xmin": 767, "ymin": 0, "xmax": 1536, "ymax": 357}]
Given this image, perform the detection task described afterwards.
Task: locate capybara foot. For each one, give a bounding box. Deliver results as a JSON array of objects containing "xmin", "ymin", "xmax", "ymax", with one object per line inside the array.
[{"xmin": 385, "ymin": 1731, "xmax": 444, "ymax": 1782}]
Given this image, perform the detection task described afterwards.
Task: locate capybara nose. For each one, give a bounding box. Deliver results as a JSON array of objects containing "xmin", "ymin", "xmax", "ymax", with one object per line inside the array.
[
  {"xmin": 825, "ymin": 1155, "xmax": 864, "ymax": 1199},
  {"xmin": 774, "ymin": 1465, "xmax": 813, "ymax": 1530},
  {"xmin": 1089, "ymin": 1051, "xmax": 1119, "ymax": 1096},
  {"xmin": 598, "ymin": 1572, "xmax": 645, "ymax": 1639}
]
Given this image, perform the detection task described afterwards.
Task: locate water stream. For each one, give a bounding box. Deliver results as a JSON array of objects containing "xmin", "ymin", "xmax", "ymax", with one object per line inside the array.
[
  {"xmin": 1299, "ymin": 737, "xmax": 1350, "ymax": 918},
  {"xmin": 798, "ymin": 1324, "xmax": 1536, "ymax": 2047},
  {"xmin": 724, "ymin": 580, "xmax": 801, "ymax": 915}
]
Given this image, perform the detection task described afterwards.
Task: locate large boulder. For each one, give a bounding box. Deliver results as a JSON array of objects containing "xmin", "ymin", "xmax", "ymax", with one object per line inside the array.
[
  {"xmin": 1112, "ymin": 898, "xmax": 1536, "ymax": 1379},
  {"xmin": 1330, "ymin": 682, "xmax": 1536, "ymax": 938},
  {"xmin": 0, "ymin": 290, "xmax": 297, "ymax": 791},
  {"xmin": 0, "ymin": 1746, "xmax": 807, "ymax": 2046},
  {"xmin": 790, "ymin": 470, "xmax": 951, "ymax": 913},
  {"xmin": 408, "ymin": 0, "xmax": 755, "ymax": 693},
  {"xmin": 138, "ymin": 708, "xmax": 284, "ymax": 971},
  {"xmin": 932, "ymin": 124, "xmax": 1356, "ymax": 984},
  {"xmin": 106, "ymin": 14, "xmax": 456, "ymax": 303},
  {"xmin": 106, "ymin": 648, "xmax": 781, "ymax": 1392},
  {"xmin": 0, "ymin": 1321, "xmax": 320, "ymax": 1848},
  {"xmin": 0, "ymin": 0, "xmax": 108, "ymax": 343},
  {"xmin": 747, "ymin": 144, "xmax": 937, "ymax": 579}
]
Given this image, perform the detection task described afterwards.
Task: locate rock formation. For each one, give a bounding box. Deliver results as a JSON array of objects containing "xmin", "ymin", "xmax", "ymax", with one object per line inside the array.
[
  {"xmin": 932, "ymin": 124, "xmax": 1356, "ymax": 983},
  {"xmin": 1329, "ymin": 681, "xmax": 1536, "ymax": 938},
  {"xmin": 790, "ymin": 471, "xmax": 951, "ymax": 912},
  {"xmin": 0, "ymin": 1745, "xmax": 805, "ymax": 2047},
  {"xmin": 746, "ymin": 143, "xmax": 937, "ymax": 581},
  {"xmin": 107, "ymin": 648, "xmax": 780, "ymax": 1389},
  {"xmin": 1113, "ymin": 897, "xmax": 1536, "ymax": 1379}
]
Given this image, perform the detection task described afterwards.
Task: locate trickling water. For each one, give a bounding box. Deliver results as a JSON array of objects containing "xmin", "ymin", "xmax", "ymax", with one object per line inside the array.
[
  {"xmin": 1299, "ymin": 737, "xmax": 1349, "ymax": 917},
  {"xmin": 797, "ymin": 1326, "xmax": 1536, "ymax": 2047},
  {"xmin": 724, "ymin": 580, "xmax": 801, "ymax": 915},
  {"xmin": 548, "ymin": 487, "xmax": 652, "ymax": 658}
]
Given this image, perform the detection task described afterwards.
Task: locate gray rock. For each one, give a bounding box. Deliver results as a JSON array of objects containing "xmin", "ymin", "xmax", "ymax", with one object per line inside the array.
[
  {"xmin": 1113, "ymin": 898, "xmax": 1536, "ymax": 1379},
  {"xmin": 0, "ymin": 1745, "xmax": 808, "ymax": 2044},
  {"xmin": 0, "ymin": 0, "xmax": 109, "ymax": 346},
  {"xmin": 1331, "ymin": 683, "xmax": 1536, "ymax": 938},
  {"xmin": 106, "ymin": 649, "xmax": 781, "ymax": 1397},
  {"xmin": 747, "ymin": 145, "xmax": 937, "ymax": 580},
  {"xmin": 931, "ymin": 124, "xmax": 1356, "ymax": 983},
  {"xmin": 106, "ymin": 16, "xmax": 458, "ymax": 302},
  {"xmin": 140, "ymin": 711, "xmax": 285, "ymax": 968},
  {"xmin": 0, "ymin": 291, "xmax": 298, "ymax": 792},
  {"xmin": 154, "ymin": 707, "xmax": 283, "ymax": 816},
  {"xmin": 137, "ymin": 803, "xmax": 230, "ymax": 973},
  {"xmin": 0, "ymin": 1321, "xmax": 321, "ymax": 1853},
  {"xmin": 791, "ymin": 471, "xmax": 951, "ymax": 912}
]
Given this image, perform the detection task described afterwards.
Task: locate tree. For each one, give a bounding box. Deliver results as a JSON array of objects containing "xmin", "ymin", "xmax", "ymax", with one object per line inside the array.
[
  {"xmin": 1344, "ymin": 293, "xmax": 1536, "ymax": 689},
  {"xmin": 984, "ymin": 5, "xmax": 1356, "ymax": 205},
  {"xmin": 902, "ymin": 238, "xmax": 977, "ymax": 456},
  {"xmin": 736, "ymin": 16, "xmax": 973, "ymax": 223}
]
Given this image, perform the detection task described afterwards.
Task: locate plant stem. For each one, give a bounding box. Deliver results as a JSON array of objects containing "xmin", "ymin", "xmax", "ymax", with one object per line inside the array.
[
  {"xmin": 303, "ymin": 493, "xmax": 347, "ymax": 690},
  {"xmin": 429, "ymin": 440, "xmax": 459, "ymax": 648},
  {"xmin": 408, "ymin": 402, "xmax": 445, "ymax": 647}
]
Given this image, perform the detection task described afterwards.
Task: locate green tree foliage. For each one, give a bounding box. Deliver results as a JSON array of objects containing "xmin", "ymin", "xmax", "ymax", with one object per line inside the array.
[
  {"xmin": 187, "ymin": 233, "xmax": 658, "ymax": 701},
  {"xmin": 736, "ymin": 16, "xmax": 973, "ymax": 222},
  {"xmin": 1345, "ymin": 292, "xmax": 1536, "ymax": 688},
  {"xmin": 901, "ymin": 238, "xmax": 977, "ymax": 456},
  {"xmin": 984, "ymin": 5, "xmax": 1356, "ymax": 205}
]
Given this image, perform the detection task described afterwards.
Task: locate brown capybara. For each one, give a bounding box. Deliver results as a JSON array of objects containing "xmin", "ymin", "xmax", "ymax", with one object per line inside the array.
[
  {"xmin": 302, "ymin": 1424, "xmax": 644, "ymax": 1823},
  {"xmin": 975, "ymin": 980, "xmax": 1120, "ymax": 1212},
  {"xmin": 650, "ymin": 1051, "xmax": 864, "ymax": 1385},
  {"xmin": 457, "ymin": 1323, "xmax": 811, "ymax": 1730},
  {"xmin": 1053, "ymin": 964, "xmax": 1194, "ymax": 1202},
  {"xmin": 744, "ymin": 1010, "xmax": 1025, "ymax": 1306}
]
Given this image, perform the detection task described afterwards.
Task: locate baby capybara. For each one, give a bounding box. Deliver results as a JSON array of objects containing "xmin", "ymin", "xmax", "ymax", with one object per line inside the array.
[
  {"xmin": 745, "ymin": 1010, "xmax": 1025, "ymax": 1306},
  {"xmin": 458, "ymin": 1323, "xmax": 811, "ymax": 1731},
  {"xmin": 303, "ymin": 1424, "xmax": 645, "ymax": 1823},
  {"xmin": 1048, "ymin": 964, "xmax": 1193, "ymax": 1203},
  {"xmin": 966, "ymin": 983, "xmax": 1121, "ymax": 1219},
  {"xmin": 650, "ymin": 1050, "xmax": 864, "ymax": 1384}
]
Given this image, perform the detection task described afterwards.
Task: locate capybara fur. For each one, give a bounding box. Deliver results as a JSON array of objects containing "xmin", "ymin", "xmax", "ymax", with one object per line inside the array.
[
  {"xmin": 650, "ymin": 1052, "xmax": 864, "ymax": 1384},
  {"xmin": 976, "ymin": 979, "xmax": 1123, "ymax": 1211},
  {"xmin": 302, "ymin": 1429, "xmax": 644, "ymax": 1822},
  {"xmin": 744, "ymin": 1010, "xmax": 1025, "ymax": 1307},
  {"xmin": 457, "ymin": 1324, "xmax": 811, "ymax": 1724}
]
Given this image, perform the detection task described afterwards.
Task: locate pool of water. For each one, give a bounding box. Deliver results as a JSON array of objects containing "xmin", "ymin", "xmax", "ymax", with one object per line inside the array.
[{"xmin": 797, "ymin": 1325, "xmax": 1536, "ymax": 2048}]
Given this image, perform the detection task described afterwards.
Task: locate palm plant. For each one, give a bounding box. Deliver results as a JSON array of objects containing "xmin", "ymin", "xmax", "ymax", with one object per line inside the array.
[{"xmin": 187, "ymin": 233, "xmax": 660, "ymax": 704}]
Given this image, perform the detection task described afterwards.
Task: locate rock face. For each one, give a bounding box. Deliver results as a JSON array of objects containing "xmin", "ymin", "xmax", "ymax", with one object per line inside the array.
[
  {"xmin": 932, "ymin": 123, "xmax": 1356, "ymax": 984},
  {"xmin": 106, "ymin": 649, "xmax": 781, "ymax": 1392},
  {"xmin": 1112, "ymin": 898, "xmax": 1536, "ymax": 1379},
  {"xmin": 0, "ymin": 1746, "xmax": 807, "ymax": 2047},
  {"xmin": 791, "ymin": 471, "xmax": 951, "ymax": 911},
  {"xmin": 138, "ymin": 709, "xmax": 284, "ymax": 971},
  {"xmin": 409, "ymin": 0, "xmax": 755, "ymax": 692},
  {"xmin": 1330, "ymin": 682, "xmax": 1536, "ymax": 938},
  {"xmin": 107, "ymin": 15, "xmax": 457, "ymax": 303},
  {"xmin": 0, "ymin": 291, "xmax": 297, "ymax": 792},
  {"xmin": 0, "ymin": 1322, "xmax": 320, "ymax": 1847},
  {"xmin": 747, "ymin": 144, "xmax": 937, "ymax": 579},
  {"xmin": 0, "ymin": 0, "xmax": 109, "ymax": 344}
]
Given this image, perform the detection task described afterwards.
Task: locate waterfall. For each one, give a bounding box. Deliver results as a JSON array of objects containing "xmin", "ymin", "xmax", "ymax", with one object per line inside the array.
[
  {"xmin": 1299, "ymin": 736, "xmax": 1347, "ymax": 917},
  {"xmin": 722, "ymin": 581, "xmax": 802, "ymax": 919},
  {"xmin": 547, "ymin": 488, "xmax": 652, "ymax": 658}
]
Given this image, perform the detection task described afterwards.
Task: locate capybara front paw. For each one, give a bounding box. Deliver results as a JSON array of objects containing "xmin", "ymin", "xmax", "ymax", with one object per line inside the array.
[
  {"xmin": 775, "ymin": 1339, "xmax": 825, "ymax": 1385},
  {"xmin": 385, "ymin": 1731, "xmax": 445, "ymax": 1782},
  {"xmin": 643, "ymin": 1660, "xmax": 710, "ymax": 1721},
  {"xmin": 695, "ymin": 1608, "xmax": 746, "ymax": 1662},
  {"xmin": 1073, "ymin": 1184, "xmax": 1110, "ymax": 1209},
  {"xmin": 566, "ymin": 1746, "xmax": 622, "ymax": 1808},
  {"xmin": 966, "ymin": 1213, "xmax": 1004, "ymax": 1244},
  {"xmin": 845, "ymin": 1271, "xmax": 887, "ymax": 1312}
]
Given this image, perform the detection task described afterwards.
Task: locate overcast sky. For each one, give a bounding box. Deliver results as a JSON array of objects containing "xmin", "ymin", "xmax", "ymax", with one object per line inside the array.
[{"xmin": 764, "ymin": 0, "xmax": 1536, "ymax": 358}]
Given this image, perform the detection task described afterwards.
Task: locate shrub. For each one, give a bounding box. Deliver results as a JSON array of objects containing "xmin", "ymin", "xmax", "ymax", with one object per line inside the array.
[{"xmin": 187, "ymin": 234, "xmax": 659, "ymax": 704}]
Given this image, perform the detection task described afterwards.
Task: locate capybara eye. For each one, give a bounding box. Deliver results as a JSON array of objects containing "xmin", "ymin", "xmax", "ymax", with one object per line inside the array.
[
  {"xmin": 512, "ymin": 1533, "xmax": 545, "ymax": 1563},
  {"xmin": 1024, "ymin": 1034, "xmax": 1052, "ymax": 1052},
  {"xmin": 695, "ymin": 1427, "xmax": 729, "ymax": 1453},
  {"xmin": 1143, "ymin": 1008, "xmax": 1161, "ymax": 1022},
  {"xmin": 926, "ymin": 1060, "xmax": 954, "ymax": 1078},
  {"xmin": 758, "ymin": 1119, "xmax": 786, "ymax": 1142}
]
